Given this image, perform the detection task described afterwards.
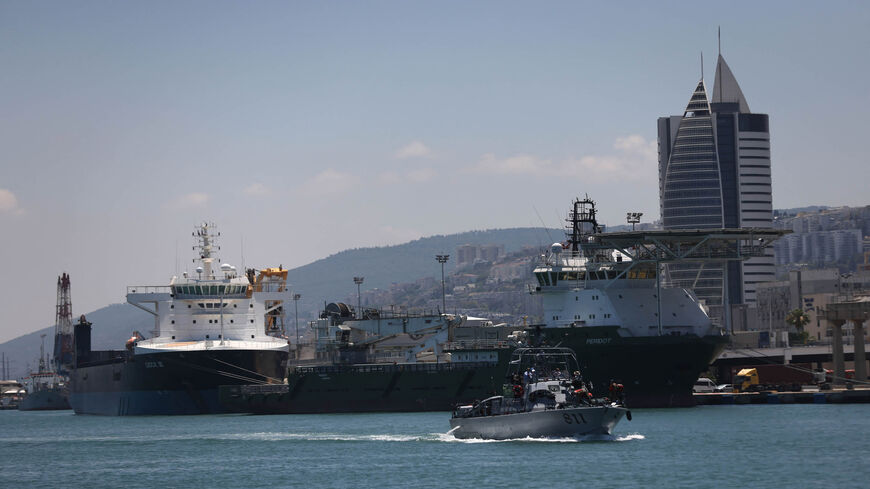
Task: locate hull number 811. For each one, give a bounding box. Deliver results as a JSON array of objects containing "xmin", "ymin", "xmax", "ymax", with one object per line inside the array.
[{"xmin": 563, "ymin": 412, "xmax": 587, "ymax": 424}]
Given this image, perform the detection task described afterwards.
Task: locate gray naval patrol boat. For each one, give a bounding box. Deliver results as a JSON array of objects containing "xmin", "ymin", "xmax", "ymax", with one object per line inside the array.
[{"xmin": 449, "ymin": 347, "xmax": 630, "ymax": 440}]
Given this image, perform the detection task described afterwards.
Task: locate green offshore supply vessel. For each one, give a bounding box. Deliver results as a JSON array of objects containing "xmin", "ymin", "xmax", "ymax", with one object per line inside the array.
[{"xmin": 220, "ymin": 197, "xmax": 783, "ymax": 412}]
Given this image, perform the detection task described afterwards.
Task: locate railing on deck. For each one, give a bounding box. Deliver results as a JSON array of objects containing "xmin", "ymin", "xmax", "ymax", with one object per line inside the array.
[{"xmin": 127, "ymin": 286, "xmax": 172, "ymax": 294}]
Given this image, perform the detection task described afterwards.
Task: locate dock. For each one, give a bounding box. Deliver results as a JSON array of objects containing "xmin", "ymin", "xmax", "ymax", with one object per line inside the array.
[{"xmin": 694, "ymin": 387, "xmax": 870, "ymax": 405}]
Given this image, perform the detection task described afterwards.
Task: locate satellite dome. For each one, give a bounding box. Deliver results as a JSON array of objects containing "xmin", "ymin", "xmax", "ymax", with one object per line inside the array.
[{"xmin": 551, "ymin": 243, "xmax": 563, "ymax": 254}]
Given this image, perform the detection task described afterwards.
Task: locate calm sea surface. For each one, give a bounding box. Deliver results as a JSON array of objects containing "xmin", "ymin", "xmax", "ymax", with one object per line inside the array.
[{"xmin": 2, "ymin": 404, "xmax": 869, "ymax": 489}]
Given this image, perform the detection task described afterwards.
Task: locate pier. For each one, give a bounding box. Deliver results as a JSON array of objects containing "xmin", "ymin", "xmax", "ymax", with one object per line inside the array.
[{"xmin": 694, "ymin": 387, "xmax": 870, "ymax": 405}]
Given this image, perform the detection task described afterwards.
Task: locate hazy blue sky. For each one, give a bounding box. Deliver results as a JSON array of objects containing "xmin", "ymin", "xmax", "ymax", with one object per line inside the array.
[{"xmin": 1, "ymin": 1, "xmax": 868, "ymax": 343}]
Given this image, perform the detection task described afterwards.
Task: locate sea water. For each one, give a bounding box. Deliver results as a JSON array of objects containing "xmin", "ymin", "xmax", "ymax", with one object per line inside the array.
[{"xmin": 2, "ymin": 404, "xmax": 869, "ymax": 489}]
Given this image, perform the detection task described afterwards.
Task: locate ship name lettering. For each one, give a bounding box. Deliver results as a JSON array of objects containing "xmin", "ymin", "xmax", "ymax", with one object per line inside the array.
[{"xmin": 586, "ymin": 338, "xmax": 611, "ymax": 345}]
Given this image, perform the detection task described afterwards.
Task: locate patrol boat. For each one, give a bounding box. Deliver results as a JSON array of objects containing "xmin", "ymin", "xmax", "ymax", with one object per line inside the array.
[
  {"xmin": 449, "ymin": 347, "xmax": 629, "ymax": 440},
  {"xmin": 69, "ymin": 223, "xmax": 290, "ymax": 415}
]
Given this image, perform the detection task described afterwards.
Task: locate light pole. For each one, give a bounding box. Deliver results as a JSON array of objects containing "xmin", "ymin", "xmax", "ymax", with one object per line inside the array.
[
  {"xmin": 353, "ymin": 277, "xmax": 364, "ymax": 319},
  {"xmin": 293, "ymin": 293, "xmax": 301, "ymax": 359},
  {"xmin": 626, "ymin": 212, "xmax": 643, "ymax": 231},
  {"xmin": 436, "ymin": 254, "xmax": 449, "ymax": 313}
]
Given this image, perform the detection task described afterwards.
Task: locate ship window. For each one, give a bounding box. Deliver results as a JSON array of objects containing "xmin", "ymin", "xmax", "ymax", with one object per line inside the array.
[
  {"xmin": 230, "ymin": 320, "xmax": 234, "ymax": 324},
  {"xmin": 192, "ymin": 320, "xmax": 196, "ymax": 324},
  {"xmin": 251, "ymin": 335, "xmax": 255, "ymax": 339},
  {"xmin": 250, "ymin": 304, "xmax": 254, "ymax": 308},
  {"xmin": 250, "ymin": 319, "xmax": 254, "ymax": 323},
  {"xmin": 171, "ymin": 336, "xmax": 175, "ymax": 339},
  {"xmin": 575, "ymin": 296, "xmax": 578, "ymax": 301},
  {"xmin": 218, "ymin": 335, "xmax": 222, "ymax": 338},
  {"xmin": 188, "ymin": 304, "xmax": 192, "ymax": 309},
  {"xmin": 206, "ymin": 335, "xmax": 210, "ymax": 339},
  {"xmin": 170, "ymin": 304, "xmax": 174, "ymax": 309},
  {"xmin": 234, "ymin": 304, "xmax": 237, "ymax": 308},
  {"xmin": 171, "ymin": 320, "xmax": 175, "ymax": 324}
]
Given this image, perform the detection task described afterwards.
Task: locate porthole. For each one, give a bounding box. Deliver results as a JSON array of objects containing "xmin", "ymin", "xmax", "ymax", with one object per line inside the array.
[{"xmin": 192, "ymin": 320, "xmax": 197, "ymax": 324}]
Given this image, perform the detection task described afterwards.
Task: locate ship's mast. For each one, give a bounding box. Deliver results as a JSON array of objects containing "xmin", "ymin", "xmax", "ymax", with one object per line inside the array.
[
  {"xmin": 566, "ymin": 195, "xmax": 602, "ymax": 253},
  {"xmin": 193, "ymin": 222, "xmax": 220, "ymax": 279},
  {"xmin": 53, "ymin": 273, "xmax": 73, "ymax": 374}
]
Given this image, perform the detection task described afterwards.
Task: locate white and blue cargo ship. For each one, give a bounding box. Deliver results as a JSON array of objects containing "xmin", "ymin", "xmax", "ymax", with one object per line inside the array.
[{"xmin": 69, "ymin": 223, "xmax": 290, "ymax": 415}]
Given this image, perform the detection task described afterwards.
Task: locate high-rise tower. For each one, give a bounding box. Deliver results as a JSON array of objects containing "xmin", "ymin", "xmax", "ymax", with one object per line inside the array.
[{"xmin": 658, "ymin": 53, "xmax": 774, "ymax": 327}]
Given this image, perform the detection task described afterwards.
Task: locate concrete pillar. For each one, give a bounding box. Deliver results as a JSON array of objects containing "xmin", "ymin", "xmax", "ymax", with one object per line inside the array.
[
  {"xmin": 854, "ymin": 320, "xmax": 867, "ymax": 383},
  {"xmin": 831, "ymin": 319, "xmax": 846, "ymax": 385}
]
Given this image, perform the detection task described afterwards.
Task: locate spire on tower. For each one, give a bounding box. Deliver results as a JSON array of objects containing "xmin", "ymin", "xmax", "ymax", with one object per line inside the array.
[{"xmin": 712, "ymin": 51, "xmax": 750, "ymax": 112}]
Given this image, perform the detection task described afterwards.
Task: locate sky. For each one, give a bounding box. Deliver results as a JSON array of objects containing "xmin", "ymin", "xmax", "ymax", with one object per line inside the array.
[{"xmin": 1, "ymin": 1, "xmax": 868, "ymax": 343}]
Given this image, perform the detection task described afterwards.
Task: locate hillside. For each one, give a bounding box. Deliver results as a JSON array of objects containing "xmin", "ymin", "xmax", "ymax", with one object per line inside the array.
[{"xmin": 285, "ymin": 227, "xmax": 560, "ymax": 315}]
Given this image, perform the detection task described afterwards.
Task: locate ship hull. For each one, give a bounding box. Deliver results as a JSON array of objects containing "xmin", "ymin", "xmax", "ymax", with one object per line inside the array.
[
  {"xmin": 220, "ymin": 360, "xmax": 506, "ymax": 414},
  {"xmin": 69, "ymin": 349, "xmax": 287, "ymax": 415},
  {"xmin": 540, "ymin": 326, "xmax": 728, "ymax": 407},
  {"xmin": 18, "ymin": 387, "xmax": 71, "ymax": 411},
  {"xmin": 449, "ymin": 405, "xmax": 627, "ymax": 440},
  {"xmin": 219, "ymin": 328, "xmax": 725, "ymax": 413}
]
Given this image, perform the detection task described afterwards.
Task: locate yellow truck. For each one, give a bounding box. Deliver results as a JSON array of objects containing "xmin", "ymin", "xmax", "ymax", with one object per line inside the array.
[{"xmin": 732, "ymin": 364, "xmax": 825, "ymax": 392}]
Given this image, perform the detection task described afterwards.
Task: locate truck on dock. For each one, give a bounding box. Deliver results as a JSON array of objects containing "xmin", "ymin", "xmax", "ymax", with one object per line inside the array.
[{"xmin": 732, "ymin": 364, "xmax": 826, "ymax": 393}]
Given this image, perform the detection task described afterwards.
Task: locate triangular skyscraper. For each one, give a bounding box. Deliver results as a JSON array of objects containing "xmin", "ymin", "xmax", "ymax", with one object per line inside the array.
[{"xmin": 658, "ymin": 51, "xmax": 774, "ymax": 329}]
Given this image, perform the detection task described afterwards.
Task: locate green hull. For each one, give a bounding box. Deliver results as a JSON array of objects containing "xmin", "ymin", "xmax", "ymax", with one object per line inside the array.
[{"xmin": 220, "ymin": 358, "xmax": 507, "ymax": 414}]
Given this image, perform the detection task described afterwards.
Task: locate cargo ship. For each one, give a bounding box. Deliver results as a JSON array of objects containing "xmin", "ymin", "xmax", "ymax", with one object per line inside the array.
[
  {"xmin": 222, "ymin": 197, "xmax": 782, "ymax": 411},
  {"xmin": 69, "ymin": 223, "xmax": 290, "ymax": 415}
]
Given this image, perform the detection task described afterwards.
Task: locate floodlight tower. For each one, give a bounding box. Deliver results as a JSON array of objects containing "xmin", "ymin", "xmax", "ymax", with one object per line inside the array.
[
  {"xmin": 626, "ymin": 212, "xmax": 643, "ymax": 231},
  {"xmin": 353, "ymin": 277, "xmax": 364, "ymax": 319},
  {"xmin": 435, "ymin": 254, "xmax": 449, "ymax": 312},
  {"xmin": 293, "ymin": 293, "xmax": 301, "ymax": 358}
]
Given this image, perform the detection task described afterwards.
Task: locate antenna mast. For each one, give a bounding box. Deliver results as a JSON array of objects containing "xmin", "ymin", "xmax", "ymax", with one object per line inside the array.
[{"xmin": 566, "ymin": 195, "xmax": 601, "ymax": 253}]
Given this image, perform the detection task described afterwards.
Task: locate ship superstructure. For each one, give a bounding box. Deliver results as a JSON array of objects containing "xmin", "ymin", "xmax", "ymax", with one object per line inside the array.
[
  {"xmin": 531, "ymin": 197, "xmax": 716, "ymax": 338},
  {"xmin": 528, "ymin": 197, "xmax": 785, "ymax": 407},
  {"xmin": 69, "ymin": 222, "xmax": 290, "ymax": 415}
]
